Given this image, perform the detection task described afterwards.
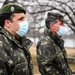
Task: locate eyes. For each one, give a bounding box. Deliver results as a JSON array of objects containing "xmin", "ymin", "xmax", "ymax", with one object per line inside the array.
[
  {"xmin": 55, "ymin": 20, "xmax": 64, "ymax": 26},
  {"xmin": 18, "ymin": 16, "xmax": 25, "ymax": 21},
  {"xmin": 13, "ymin": 13, "xmax": 26, "ymax": 22}
]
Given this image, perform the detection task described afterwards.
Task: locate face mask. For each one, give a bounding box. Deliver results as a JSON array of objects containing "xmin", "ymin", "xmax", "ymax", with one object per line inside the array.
[
  {"xmin": 16, "ymin": 20, "xmax": 29, "ymax": 37},
  {"xmin": 57, "ymin": 26, "xmax": 65, "ymax": 36}
]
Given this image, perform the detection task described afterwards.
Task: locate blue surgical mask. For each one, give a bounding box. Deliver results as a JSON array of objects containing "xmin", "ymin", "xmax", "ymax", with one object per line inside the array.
[
  {"xmin": 57, "ymin": 26, "xmax": 65, "ymax": 36},
  {"xmin": 16, "ymin": 20, "xmax": 29, "ymax": 37}
]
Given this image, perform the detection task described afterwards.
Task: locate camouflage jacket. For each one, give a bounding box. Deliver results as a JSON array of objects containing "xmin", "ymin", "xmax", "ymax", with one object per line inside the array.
[
  {"xmin": 0, "ymin": 27, "xmax": 33, "ymax": 75},
  {"xmin": 36, "ymin": 29, "xmax": 72, "ymax": 75}
]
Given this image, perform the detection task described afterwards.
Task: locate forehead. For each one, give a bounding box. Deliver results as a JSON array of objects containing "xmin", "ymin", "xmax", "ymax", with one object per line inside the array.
[
  {"xmin": 56, "ymin": 19, "xmax": 63, "ymax": 23},
  {"xmin": 11, "ymin": 13, "xmax": 26, "ymax": 19},
  {"xmin": 55, "ymin": 19, "xmax": 64, "ymax": 26}
]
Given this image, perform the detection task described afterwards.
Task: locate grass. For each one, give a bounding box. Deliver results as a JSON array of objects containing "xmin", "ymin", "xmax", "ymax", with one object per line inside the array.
[{"xmin": 31, "ymin": 55, "xmax": 40, "ymax": 74}]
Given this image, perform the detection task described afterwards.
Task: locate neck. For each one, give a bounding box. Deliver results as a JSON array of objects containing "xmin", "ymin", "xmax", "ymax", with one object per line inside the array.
[{"xmin": 4, "ymin": 26, "xmax": 20, "ymax": 38}]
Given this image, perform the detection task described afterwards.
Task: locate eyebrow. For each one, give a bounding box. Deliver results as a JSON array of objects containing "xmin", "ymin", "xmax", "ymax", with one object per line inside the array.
[{"xmin": 18, "ymin": 16, "xmax": 25, "ymax": 20}]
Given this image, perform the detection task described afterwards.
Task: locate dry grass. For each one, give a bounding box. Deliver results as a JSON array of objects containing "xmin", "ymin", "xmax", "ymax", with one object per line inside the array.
[
  {"xmin": 66, "ymin": 48, "xmax": 75, "ymax": 56},
  {"xmin": 30, "ymin": 45, "xmax": 40, "ymax": 74},
  {"xmin": 30, "ymin": 45, "xmax": 75, "ymax": 74}
]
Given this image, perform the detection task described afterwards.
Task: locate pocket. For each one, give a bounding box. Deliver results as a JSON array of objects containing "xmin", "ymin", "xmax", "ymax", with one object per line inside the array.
[{"xmin": 13, "ymin": 62, "xmax": 29, "ymax": 75}]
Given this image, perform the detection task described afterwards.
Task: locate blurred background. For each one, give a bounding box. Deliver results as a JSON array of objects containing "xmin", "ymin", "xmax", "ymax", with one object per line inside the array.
[{"xmin": 0, "ymin": 0, "xmax": 75, "ymax": 75}]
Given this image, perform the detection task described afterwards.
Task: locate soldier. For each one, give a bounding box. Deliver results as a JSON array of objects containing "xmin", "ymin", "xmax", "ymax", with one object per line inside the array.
[
  {"xmin": 36, "ymin": 12, "xmax": 72, "ymax": 75},
  {"xmin": 0, "ymin": 3, "xmax": 33, "ymax": 75}
]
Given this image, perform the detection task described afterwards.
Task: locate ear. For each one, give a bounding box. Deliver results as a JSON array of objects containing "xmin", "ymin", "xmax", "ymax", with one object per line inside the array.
[{"xmin": 4, "ymin": 20, "xmax": 10, "ymax": 28}]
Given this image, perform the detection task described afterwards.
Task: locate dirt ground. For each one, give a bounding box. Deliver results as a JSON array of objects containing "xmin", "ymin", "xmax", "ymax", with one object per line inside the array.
[{"xmin": 29, "ymin": 45, "xmax": 75, "ymax": 74}]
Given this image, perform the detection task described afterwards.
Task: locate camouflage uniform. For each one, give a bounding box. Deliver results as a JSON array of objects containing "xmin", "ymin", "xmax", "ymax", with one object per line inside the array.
[
  {"xmin": 0, "ymin": 27, "xmax": 33, "ymax": 75},
  {"xmin": 36, "ymin": 29, "xmax": 72, "ymax": 75}
]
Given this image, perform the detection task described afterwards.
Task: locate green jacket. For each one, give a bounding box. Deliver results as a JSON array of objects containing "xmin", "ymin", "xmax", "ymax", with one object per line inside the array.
[
  {"xmin": 36, "ymin": 29, "xmax": 72, "ymax": 75},
  {"xmin": 0, "ymin": 27, "xmax": 33, "ymax": 75}
]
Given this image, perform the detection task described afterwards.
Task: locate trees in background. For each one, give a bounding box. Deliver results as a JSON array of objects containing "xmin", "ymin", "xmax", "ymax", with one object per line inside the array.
[{"xmin": 1, "ymin": 0, "xmax": 75, "ymax": 44}]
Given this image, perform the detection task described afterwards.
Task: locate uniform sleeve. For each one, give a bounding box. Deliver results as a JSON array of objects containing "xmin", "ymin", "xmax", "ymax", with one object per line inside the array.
[
  {"xmin": 36, "ymin": 42, "xmax": 61, "ymax": 75},
  {"xmin": 0, "ymin": 45, "xmax": 8, "ymax": 75},
  {"xmin": 55, "ymin": 49, "xmax": 72, "ymax": 75},
  {"xmin": 0, "ymin": 58, "xmax": 8, "ymax": 75}
]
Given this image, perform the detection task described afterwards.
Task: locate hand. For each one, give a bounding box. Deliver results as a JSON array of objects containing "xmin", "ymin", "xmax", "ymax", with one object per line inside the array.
[{"xmin": 50, "ymin": 24, "xmax": 59, "ymax": 34}]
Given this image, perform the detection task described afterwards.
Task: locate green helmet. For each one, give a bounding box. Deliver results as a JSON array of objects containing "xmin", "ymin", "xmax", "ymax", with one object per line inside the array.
[
  {"xmin": 47, "ymin": 12, "xmax": 64, "ymax": 22},
  {"xmin": 45, "ymin": 12, "xmax": 64, "ymax": 29},
  {"xmin": 0, "ymin": 3, "xmax": 26, "ymax": 14}
]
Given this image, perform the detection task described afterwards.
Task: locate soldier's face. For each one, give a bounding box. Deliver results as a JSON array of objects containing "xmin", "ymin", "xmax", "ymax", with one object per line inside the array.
[
  {"xmin": 50, "ymin": 19, "xmax": 64, "ymax": 35},
  {"xmin": 55, "ymin": 20, "xmax": 64, "ymax": 27},
  {"xmin": 9, "ymin": 13, "xmax": 26, "ymax": 31},
  {"xmin": 4, "ymin": 13, "xmax": 26, "ymax": 37}
]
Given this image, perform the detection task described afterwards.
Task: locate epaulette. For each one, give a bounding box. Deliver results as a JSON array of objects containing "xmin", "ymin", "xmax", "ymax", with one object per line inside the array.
[{"xmin": 25, "ymin": 38, "xmax": 33, "ymax": 49}]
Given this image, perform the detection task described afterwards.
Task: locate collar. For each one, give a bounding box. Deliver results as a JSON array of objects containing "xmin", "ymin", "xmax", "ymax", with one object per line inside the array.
[
  {"xmin": 0, "ymin": 27, "xmax": 33, "ymax": 49},
  {"xmin": 44, "ymin": 28, "xmax": 64, "ymax": 47}
]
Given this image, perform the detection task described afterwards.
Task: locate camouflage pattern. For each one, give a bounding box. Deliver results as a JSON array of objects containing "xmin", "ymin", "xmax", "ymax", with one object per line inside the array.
[
  {"xmin": 36, "ymin": 29, "xmax": 72, "ymax": 75},
  {"xmin": 0, "ymin": 27, "xmax": 33, "ymax": 75},
  {"xmin": 47, "ymin": 12, "xmax": 64, "ymax": 22}
]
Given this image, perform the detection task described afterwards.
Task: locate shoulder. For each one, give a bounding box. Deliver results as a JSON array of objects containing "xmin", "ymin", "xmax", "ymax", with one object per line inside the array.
[
  {"xmin": 24, "ymin": 38, "xmax": 33, "ymax": 49},
  {"xmin": 0, "ymin": 34, "xmax": 9, "ymax": 44},
  {"xmin": 0, "ymin": 34, "xmax": 5, "ymax": 44},
  {"xmin": 0, "ymin": 28, "xmax": 9, "ymax": 43},
  {"xmin": 37, "ymin": 36, "xmax": 53, "ymax": 49}
]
